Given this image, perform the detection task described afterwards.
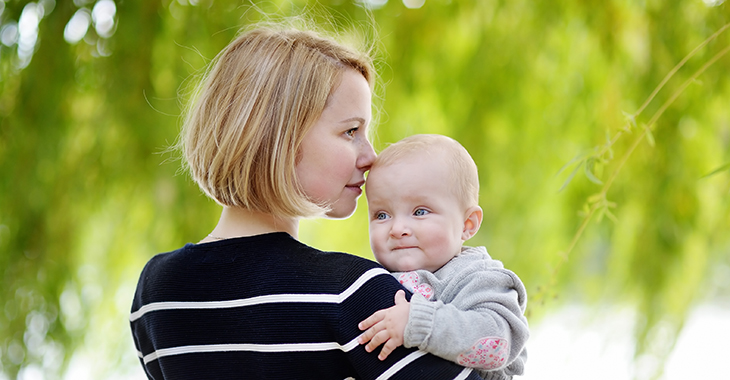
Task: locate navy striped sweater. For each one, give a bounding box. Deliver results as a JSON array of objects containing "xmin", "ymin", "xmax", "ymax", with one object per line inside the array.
[{"xmin": 130, "ymin": 232, "xmax": 482, "ymax": 380}]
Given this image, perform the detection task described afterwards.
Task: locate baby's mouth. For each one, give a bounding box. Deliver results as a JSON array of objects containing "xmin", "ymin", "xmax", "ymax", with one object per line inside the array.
[{"xmin": 393, "ymin": 246, "xmax": 418, "ymax": 251}]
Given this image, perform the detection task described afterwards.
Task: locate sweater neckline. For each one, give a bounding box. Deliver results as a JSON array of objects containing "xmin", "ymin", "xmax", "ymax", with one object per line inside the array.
[{"xmin": 188, "ymin": 231, "xmax": 295, "ymax": 249}]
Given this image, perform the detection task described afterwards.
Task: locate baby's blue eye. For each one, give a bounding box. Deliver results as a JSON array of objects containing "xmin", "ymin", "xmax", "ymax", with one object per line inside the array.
[
  {"xmin": 414, "ymin": 209, "xmax": 429, "ymax": 216},
  {"xmin": 375, "ymin": 212, "xmax": 389, "ymax": 220}
]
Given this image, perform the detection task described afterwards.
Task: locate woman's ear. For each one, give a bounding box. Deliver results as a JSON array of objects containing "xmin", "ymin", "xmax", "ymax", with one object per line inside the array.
[{"xmin": 461, "ymin": 206, "xmax": 483, "ymax": 241}]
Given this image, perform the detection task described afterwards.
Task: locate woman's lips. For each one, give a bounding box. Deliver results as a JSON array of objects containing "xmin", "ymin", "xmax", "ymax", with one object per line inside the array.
[
  {"xmin": 346, "ymin": 181, "xmax": 365, "ymax": 195},
  {"xmin": 345, "ymin": 184, "xmax": 362, "ymax": 196}
]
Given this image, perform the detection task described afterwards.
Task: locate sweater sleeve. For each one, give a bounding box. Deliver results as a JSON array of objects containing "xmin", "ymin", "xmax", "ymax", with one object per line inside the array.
[
  {"xmin": 337, "ymin": 264, "xmax": 485, "ymax": 380},
  {"xmin": 403, "ymin": 267, "xmax": 529, "ymax": 375}
]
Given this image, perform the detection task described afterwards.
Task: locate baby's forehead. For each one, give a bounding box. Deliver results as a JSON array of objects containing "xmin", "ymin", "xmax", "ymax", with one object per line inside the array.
[
  {"xmin": 367, "ymin": 188, "xmax": 439, "ymax": 207},
  {"xmin": 378, "ymin": 144, "xmax": 444, "ymax": 162},
  {"xmin": 367, "ymin": 173, "xmax": 466, "ymax": 208},
  {"xmin": 372, "ymin": 150, "xmax": 443, "ymax": 173}
]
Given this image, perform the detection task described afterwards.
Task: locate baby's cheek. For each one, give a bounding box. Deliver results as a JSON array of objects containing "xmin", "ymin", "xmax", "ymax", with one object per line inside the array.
[
  {"xmin": 456, "ymin": 337, "xmax": 510, "ymax": 370},
  {"xmin": 371, "ymin": 242, "xmax": 389, "ymax": 263}
]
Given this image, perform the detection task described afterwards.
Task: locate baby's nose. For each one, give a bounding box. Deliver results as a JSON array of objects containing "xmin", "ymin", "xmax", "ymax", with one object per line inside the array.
[{"xmin": 390, "ymin": 220, "xmax": 411, "ymax": 237}]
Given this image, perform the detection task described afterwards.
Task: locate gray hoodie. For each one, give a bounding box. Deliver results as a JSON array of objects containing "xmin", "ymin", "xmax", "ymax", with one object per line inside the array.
[{"xmin": 393, "ymin": 246, "xmax": 529, "ymax": 380}]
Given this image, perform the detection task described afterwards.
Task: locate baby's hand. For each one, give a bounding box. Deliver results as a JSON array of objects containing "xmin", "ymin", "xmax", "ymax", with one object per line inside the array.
[{"xmin": 358, "ymin": 289, "xmax": 410, "ymax": 361}]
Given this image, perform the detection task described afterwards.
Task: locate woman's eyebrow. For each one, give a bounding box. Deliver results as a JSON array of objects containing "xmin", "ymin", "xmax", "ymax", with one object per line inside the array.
[{"xmin": 339, "ymin": 116, "xmax": 366, "ymax": 124}]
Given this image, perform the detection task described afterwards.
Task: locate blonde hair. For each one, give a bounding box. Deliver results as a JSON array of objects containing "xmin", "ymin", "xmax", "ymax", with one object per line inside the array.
[
  {"xmin": 372, "ymin": 134, "xmax": 480, "ymax": 208},
  {"xmin": 181, "ymin": 26, "xmax": 374, "ymax": 218}
]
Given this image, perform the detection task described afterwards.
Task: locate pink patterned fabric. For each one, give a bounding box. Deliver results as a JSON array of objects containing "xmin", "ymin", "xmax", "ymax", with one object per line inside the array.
[
  {"xmin": 457, "ymin": 337, "xmax": 510, "ymax": 369},
  {"xmin": 397, "ymin": 272, "xmax": 434, "ymax": 300}
]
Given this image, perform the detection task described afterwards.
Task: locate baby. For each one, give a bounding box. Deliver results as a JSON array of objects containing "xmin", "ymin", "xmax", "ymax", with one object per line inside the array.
[{"xmin": 359, "ymin": 134, "xmax": 529, "ymax": 380}]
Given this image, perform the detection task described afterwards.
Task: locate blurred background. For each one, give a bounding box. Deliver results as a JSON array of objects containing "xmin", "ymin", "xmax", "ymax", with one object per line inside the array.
[{"xmin": 1, "ymin": 0, "xmax": 729, "ymax": 379}]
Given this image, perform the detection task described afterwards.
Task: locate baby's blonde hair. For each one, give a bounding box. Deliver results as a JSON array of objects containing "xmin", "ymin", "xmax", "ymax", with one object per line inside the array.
[
  {"xmin": 372, "ymin": 134, "xmax": 480, "ymax": 209},
  {"xmin": 181, "ymin": 26, "xmax": 374, "ymax": 218}
]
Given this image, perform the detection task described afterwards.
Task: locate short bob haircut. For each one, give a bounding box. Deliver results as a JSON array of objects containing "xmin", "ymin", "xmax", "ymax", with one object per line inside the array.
[
  {"xmin": 181, "ymin": 26, "xmax": 374, "ymax": 218},
  {"xmin": 371, "ymin": 134, "xmax": 480, "ymax": 209}
]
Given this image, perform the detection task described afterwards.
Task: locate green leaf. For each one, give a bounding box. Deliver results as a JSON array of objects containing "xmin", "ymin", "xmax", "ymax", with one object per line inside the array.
[
  {"xmin": 605, "ymin": 130, "xmax": 615, "ymax": 160},
  {"xmin": 559, "ymin": 161, "xmax": 584, "ymax": 192},
  {"xmin": 622, "ymin": 111, "xmax": 637, "ymax": 129},
  {"xmin": 584, "ymin": 159, "xmax": 604, "ymax": 185},
  {"xmin": 642, "ymin": 123, "xmax": 655, "ymax": 147},
  {"xmin": 701, "ymin": 162, "xmax": 730, "ymax": 178},
  {"xmin": 555, "ymin": 153, "xmax": 585, "ymax": 177},
  {"xmin": 587, "ymin": 193, "xmax": 604, "ymax": 203},
  {"xmin": 604, "ymin": 207, "xmax": 619, "ymax": 223}
]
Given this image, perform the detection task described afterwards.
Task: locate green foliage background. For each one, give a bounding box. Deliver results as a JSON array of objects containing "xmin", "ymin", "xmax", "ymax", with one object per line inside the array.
[{"xmin": 1, "ymin": 0, "xmax": 729, "ymax": 379}]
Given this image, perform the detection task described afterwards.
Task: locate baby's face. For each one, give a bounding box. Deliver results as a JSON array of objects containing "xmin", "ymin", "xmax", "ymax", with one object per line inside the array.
[{"xmin": 366, "ymin": 155, "xmax": 467, "ymax": 273}]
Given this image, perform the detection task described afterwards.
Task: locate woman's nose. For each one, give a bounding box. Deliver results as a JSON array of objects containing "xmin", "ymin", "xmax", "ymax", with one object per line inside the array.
[{"xmin": 357, "ymin": 139, "xmax": 376, "ymax": 171}]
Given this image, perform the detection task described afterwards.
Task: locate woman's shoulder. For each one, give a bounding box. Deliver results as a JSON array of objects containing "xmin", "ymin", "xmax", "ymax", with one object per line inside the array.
[
  {"xmin": 137, "ymin": 243, "xmax": 194, "ymax": 275},
  {"xmin": 280, "ymin": 236, "xmax": 384, "ymax": 271},
  {"xmin": 137, "ymin": 232, "xmax": 390, "ymax": 294},
  {"xmin": 305, "ymin": 247, "xmax": 391, "ymax": 289}
]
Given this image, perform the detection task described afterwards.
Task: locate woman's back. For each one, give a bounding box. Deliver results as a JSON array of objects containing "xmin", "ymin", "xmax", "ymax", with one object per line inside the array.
[{"xmin": 131, "ymin": 232, "xmax": 480, "ymax": 379}]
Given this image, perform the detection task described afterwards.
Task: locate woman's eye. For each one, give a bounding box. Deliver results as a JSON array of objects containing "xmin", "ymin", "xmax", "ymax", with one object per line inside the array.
[
  {"xmin": 345, "ymin": 127, "xmax": 358, "ymax": 137},
  {"xmin": 414, "ymin": 209, "xmax": 429, "ymax": 216}
]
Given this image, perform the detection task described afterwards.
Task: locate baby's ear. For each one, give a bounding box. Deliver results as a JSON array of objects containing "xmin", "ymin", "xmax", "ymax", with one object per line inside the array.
[{"xmin": 462, "ymin": 206, "xmax": 483, "ymax": 241}]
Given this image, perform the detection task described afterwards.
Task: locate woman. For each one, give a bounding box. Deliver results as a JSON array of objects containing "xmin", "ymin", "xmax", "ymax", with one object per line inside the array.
[{"xmin": 130, "ymin": 24, "xmax": 482, "ymax": 380}]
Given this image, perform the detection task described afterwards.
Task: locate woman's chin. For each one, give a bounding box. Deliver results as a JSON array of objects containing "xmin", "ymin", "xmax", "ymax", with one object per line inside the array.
[{"xmin": 324, "ymin": 201, "xmax": 356, "ymax": 219}]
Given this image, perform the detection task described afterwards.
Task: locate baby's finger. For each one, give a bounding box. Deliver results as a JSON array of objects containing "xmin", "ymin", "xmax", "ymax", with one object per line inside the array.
[
  {"xmin": 377, "ymin": 340, "xmax": 398, "ymax": 361},
  {"xmin": 358, "ymin": 310, "xmax": 385, "ymax": 331},
  {"xmin": 361, "ymin": 321, "xmax": 385, "ymax": 348},
  {"xmin": 365, "ymin": 330, "xmax": 390, "ymax": 353},
  {"xmin": 393, "ymin": 289, "xmax": 407, "ymax": 305},
  {"xmin": 358, "ymin": 326, "xmax": 378, "ymax": 345}
]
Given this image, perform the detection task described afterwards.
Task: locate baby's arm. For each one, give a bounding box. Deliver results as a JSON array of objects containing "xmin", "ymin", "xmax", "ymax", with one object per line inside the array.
[
  {"xmin": 340, "ymin": 265, "xmax": 484, "ymax": 380},
  {"xmin": 406, "ymin": 269, "xmax": 529, "ymax": 372},
  {"xmin": 358, "ymin": 290, "xmax": 410, "ymax": 360}
]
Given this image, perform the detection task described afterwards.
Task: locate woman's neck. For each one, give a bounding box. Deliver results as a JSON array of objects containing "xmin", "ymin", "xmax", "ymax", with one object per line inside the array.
[{"xmin": 200, "ymin": 207, "xmax": 299, "ymax": 243}]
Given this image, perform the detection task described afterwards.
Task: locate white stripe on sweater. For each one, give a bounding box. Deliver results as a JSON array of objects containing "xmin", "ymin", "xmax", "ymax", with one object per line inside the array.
[
  {"xmin": 373, "ymin": 351, "xmax": 474, "ymax": 380},
  {"xmin": 129, "ymin": 267, "xmax": 390, "ymax": 322},
  {"xmin": 375, "ymin": 351, "xmax": 426, "ymax": 380},
  {"xmin": 140, "ymin": 336, "xmax": 363, "ymax": 364},
  {"xmin": 137, "ymin": 344, "xmax": 474, "ymax": 379}
]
